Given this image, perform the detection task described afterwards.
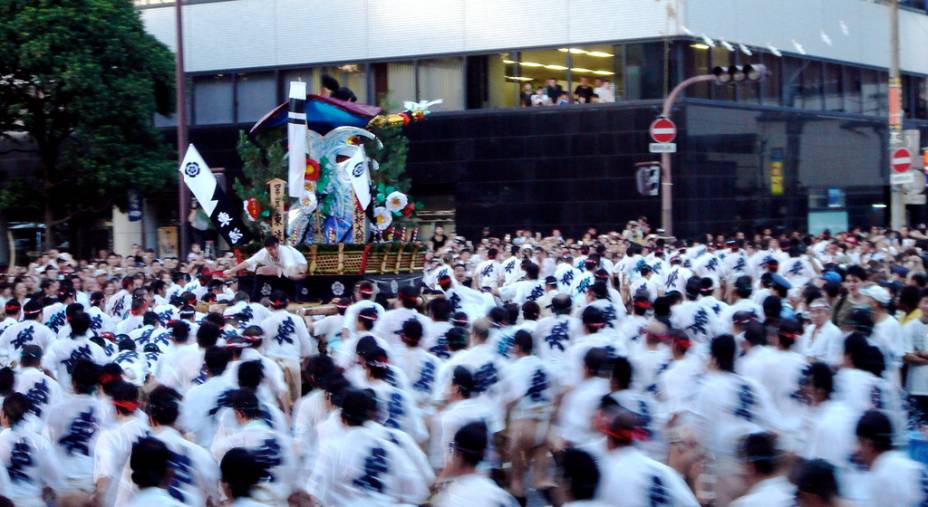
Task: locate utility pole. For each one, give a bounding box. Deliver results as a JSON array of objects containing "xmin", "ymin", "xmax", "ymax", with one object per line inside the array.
[
  {"xmin": 175, "ymin": 0, "xmax": 190, "ymax": 257},
  {"xmin": 889, "ymin": 0, "xmax": 905, "ymax": 229}
]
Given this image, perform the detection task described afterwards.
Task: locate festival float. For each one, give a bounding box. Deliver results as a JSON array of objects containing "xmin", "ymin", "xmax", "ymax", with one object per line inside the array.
[{"xmin": 179, "ymin": 78, "xmax": 441, "ymax": 300}]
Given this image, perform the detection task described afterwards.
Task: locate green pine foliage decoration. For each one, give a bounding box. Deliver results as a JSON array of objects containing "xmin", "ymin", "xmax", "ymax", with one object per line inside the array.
[{"xmin": 234, "ymin": 130, "xmax": 286, "ymax": 238}]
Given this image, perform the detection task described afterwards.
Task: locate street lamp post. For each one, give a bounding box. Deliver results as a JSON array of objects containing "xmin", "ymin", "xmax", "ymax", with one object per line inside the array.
[
  {"xmin": 658, "ymin": 65, "xmax": 767, "ymax": 236},
  {"xmin": 175, "ymin": 0, "xmax": 189, "ymax": 257},
  {"xmin": 658, "ymin": 74, "xmax": 717, "ymax": 237}
]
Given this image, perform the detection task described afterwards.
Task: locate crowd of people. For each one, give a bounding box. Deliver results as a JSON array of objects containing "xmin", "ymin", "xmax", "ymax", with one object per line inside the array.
[
  {"xmin": 521, "ymin": 77, "xmax": 616, "ymax": 107},
  {"xmin": 0, "ymin": 220, "xmax": 927, "ymax": 506}
]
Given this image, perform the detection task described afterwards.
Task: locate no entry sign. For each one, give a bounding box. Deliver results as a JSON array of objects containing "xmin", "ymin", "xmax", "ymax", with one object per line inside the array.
[
  {"xmin": 650, "ymin": 118, "xmax": 677, "ymax": 144},
  {"xmin": 892, "ymin": 147, "xmax": 912, "ymax": 173}
]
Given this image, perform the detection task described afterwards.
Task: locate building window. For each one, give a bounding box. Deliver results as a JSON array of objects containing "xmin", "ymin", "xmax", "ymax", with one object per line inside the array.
[
  {"xmin": 517, "ymin": 48, "xmax": 570, "ymax": 104},
  {"xmin": 683, "ymin": 41, "xmax": 710, "ymax": 99},
  {"xmin": 371, "ymin": 61, "xmax": 415, "ymax": 111},
  {"xmin": 154, "ymin": 78, "xmax": 192, "ymax": 127},
  {"xmin": 625, "ymin": 42, "xmax": 665, "ymax": 100},
  {"xmin": 758, "ymin": 52, "xmax": 780, "ymax": 106},
  {"xmin": 801, "ymin": 61, "xmax": 823, "ymax": 110},
  {"xmin": 418, "ymin": 58, "xmax": 464, "ymax": 111},
  {"xmin": 317, "ymin": 64, "xmax": 366, "ymax": 102},
  {"xmin": 236, "ymin": 72, "xmax": 278, "ymax": 123},
  {"xmin": 823, "ymin": 63, "xmax": 843, "ymax": 112},
  {"xmin": 193, "ymin": 74, "xmax": 233, "ymax": 125},
  {"xmin": 917, "ymin": 76, "xmax": 928, "ymax": 119},
  {"xmin": 781, "ymin": 57, "xmax": 806, "ymax": 108},
  {"xmin": 465, "ymin": 53, "xmax": 519, "ymax": 109},
  {"xmin": 843, "ymin": 66, "xmax": 862, "ymax": 114},
  {"xmin": 561, "ymin": 45, "xmax": 619, "ymax": 103},
  {"xmin": 861, "ymin": 68, "xmax": 881, "ymax": 116}
]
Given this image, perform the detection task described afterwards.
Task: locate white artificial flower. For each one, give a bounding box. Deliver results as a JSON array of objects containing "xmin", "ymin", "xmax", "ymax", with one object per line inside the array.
[
  {"xmin": 373, "ymin": 207, "xmax": 392, "ymax": 231},
  {"xmin": 385, "ymin": 191, "xmax": 408, "ymax": 212}
]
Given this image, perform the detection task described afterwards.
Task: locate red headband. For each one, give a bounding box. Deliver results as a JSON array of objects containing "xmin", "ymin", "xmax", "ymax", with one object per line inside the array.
[
  {"xmin": 673, "ymin": 336, "xmax": 692, "ymax": 350},
  {"xmin": 633, "ymin": 300, "xmax": 651, "ymax": 309},
  {"xmin": 359, "ymin": 287, "xmax": 374, "ymax": 295},
  {"xmin": 779, "ymin": 331, "xmax": 801, "ymax": 341},
  {"xmin": 603, "ymin": 426, "xmax": 648, "ymax": 443},
  {"xmin": 4, "ymin": 303, "xmax": 20, "ymax": 313},
  {"xmin": 271, "ymin": 299, "xmax": 286, "ymax": 308},
  {"xmin": 587, "ymin": 322, "xmax": 606, "ymax": 330},
  {"xmin": 113, "ymin": 400, "xmax": 139, "ymax": 412},
  {"xmin": 359, "ymin": 313, "xmax": 378, "ymax": 322},
  {"xmin": 399, "ymin": 293, "xmax": 419, "ymax": 303},
  {"xmin": 99, "ymin": 373, "xmax": 121, "ymax": 385}
]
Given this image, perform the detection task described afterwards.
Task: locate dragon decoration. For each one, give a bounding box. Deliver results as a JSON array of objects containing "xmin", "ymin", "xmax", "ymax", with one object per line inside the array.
[{"xmin": 247, "ymin": 82, "xmax": 440, "ymax": 246}]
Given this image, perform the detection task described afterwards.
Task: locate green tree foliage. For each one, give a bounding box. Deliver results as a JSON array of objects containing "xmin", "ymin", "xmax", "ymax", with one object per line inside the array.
[{"xmin": 0, "ymin": 0, "xmax": 175, "ymax": 246}]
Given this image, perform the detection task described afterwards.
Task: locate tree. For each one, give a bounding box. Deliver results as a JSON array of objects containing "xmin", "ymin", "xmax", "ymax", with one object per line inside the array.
[
  {"xmin": 0, "ymin": 0, "xmax": 175, "ymax": 248},
  {"xmin": 234, "ymin": 131, "xmax": 286, "ymax": 238}
]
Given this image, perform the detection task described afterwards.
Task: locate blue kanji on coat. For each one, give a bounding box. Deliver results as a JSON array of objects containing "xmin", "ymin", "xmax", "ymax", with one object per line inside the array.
[
  {"xmin": 253, "ymin": 438, "xmax": 283, "ymax": 482},
  {"xmin": 734, "ymin": 383, "xmax": 756, "ymax": 422},
  {"xmin": 545, "ymin": 322, "xmax": 569, "ymax": 352},
  {"xmin": 167, "ymin": 449, "xmax": 195, "ymax": 502},
  {"xmin": 59, "ymin": 409, "xmax": 97, "ymax": 456},
  {"xmin": 353, "ymin": 447, "xmax": 388, "ymax": 494},
  {"xmin": 12, "ymin": 326, "xmax": 35, "ymax": 350},
  {"xmin": 527, "ymin": 368, "xmax": 549, "ymax": 402},
  {"xmin": 7, "ymin": 440, "xmax": 33, "ymax": 483},
  {"xmin": 24, "ymin": 379, "xmax": 49, "ymax": 417},
  {"xmin": 274, "ymin": 317, "xmax": 296, "ymax": 345}
]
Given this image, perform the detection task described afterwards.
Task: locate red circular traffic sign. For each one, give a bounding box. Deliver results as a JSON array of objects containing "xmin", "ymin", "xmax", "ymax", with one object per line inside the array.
[
  {"xmin": 892, "ymin": 147, "xmax": 913, "ymax": 173},
  {"xmin": 650, "ymin": 118, "xmax": 677, "ymax": 143}
]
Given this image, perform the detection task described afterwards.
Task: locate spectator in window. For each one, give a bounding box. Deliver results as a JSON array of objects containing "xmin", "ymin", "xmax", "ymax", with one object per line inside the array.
[
  {"xmin": 594, "ymin": 77, "xmax": 616, "ymax": 103},
  {"xmin": 556, "ymin": 92, "xmax": 571, "ymax": 106},
  {"xmin": 545, "ymin": 77, "xmax": 563, "ymax": 104},
  {"xmin": 574, "ymin": 76, "xmax": 594, "ymax": 103},
  {"xmin": 520, "ymin": 83, "xmax": 533, "ymax": 107},
  {"xmin": 531, "ymin": 87, "xmax": 552, "ymax": 107}
]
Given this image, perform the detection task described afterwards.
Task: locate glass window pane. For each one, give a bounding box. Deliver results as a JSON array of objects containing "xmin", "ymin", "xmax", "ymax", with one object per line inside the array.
[
  {"xmin": 824, "ymin": 63, "xmax": 843, "ymax": 111},
  {"xmin": 316, "ymin": 64, "xmax": 366, "ymax": 102},
  {"xmin": 861, "ymin": 69, "xmax": 880, "ymax": 115},
  {"xmin": 759, "ymin": 52, "xmax": 780, "ymax": 106},
  {"xmin": 684, "ymin": 42, "xmax": 710, "ymax": 99},
  {"xmin": 385, "ymin": 61, "xmax": 415, "ymax": 112},
  {"xmin": 482, "ymin": 53, "xmax": 518, "ymax": 108},
  {"xmin": 917, "ymin": 77, "xmax": 928, "ymax": 119},
  {"xmin": 418, "ymin": 57, "xmax": 463, "ymax": 111},
  {"xmin": 626, "ymin": 42, "xmax": 665, "ymax": 100},
  {"xmin": 843, "ymin": 66, "xmax": 861, "ymax": 113},
  {"xmin": 801, "ymin": 61, "xmax": 823, "ymax": 110},
  {"xmin": 154, "ymin": 78, "xmax": 191, "ymax": 127},
  {"xmin": 194, "ymin": 74, "xmax": 233, "ymax": 125},
  {"xmin": 561, "ymin": 44, "xmax": 618, "ymax": 103},
  {"xmin": 236, "ymin": 72, "xmax": 278, "ymax": 123},
  {"xmin": 782, "ymin": 57, "xmax": 803, "ymax": 108},
  {"xmin": 518, "ymin": 48, "xmax": 569, "ymax": 104},
  {"xmin": 711, "ymin": 47, "xmax": 734, "ymax": 101},
  {"xmin": 878, "ymin": 72, "xmax": 888, "ymax": 116}
]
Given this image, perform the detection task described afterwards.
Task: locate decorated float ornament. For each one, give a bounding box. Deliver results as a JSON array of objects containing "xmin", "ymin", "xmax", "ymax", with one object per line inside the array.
[
  {"xmin": 254, "ymin": 89, "xmax": 442, "ymax": 247},
  {"xmin": 402, "ymin": 202, "xmax": 415, "ymax": 218},
  {"xmin": 367, "ymin": 99, "xmax": 444, "ymax": 128},
  {"xmin": 410, "ymin": 227, "xmax": 418, "ymax": 242},
  {"xmin": 399, "ymin": 226, "xmax": 408, "ymax": 242},
  {"xmin": 243, "ymin": 198, "xmax": 261, "ymax": 222},
  {"xmin": 373, "ymin": 207, "xmax": 392, "ymax": 231},
  {"xmin": 287, "ymin": 81, "xmax": 309, "ymax": 200},
  {"xmin": 385, "ymin": 191, "xmax": 408, "ymax": 213},
  {"xmin": 179, "ymin": 144, "xmax": 252, "ymax": 247}
]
